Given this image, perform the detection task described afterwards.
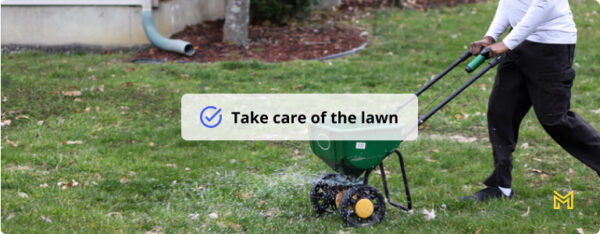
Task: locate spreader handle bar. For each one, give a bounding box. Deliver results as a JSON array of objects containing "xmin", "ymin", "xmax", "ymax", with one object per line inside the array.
[
  {"xmin": 418, "ymin": 54, "xmax": 504, "ymax": 125},
  {"xmin": 393, "ymin": 50, "xmax": 471, "ymax": 114},
  {"xmin": 415, "ymin": 50, "xmax": 472, "ymax": 97}
]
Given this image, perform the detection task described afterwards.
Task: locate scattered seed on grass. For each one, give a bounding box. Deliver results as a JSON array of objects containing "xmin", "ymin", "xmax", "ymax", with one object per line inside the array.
[{"xmin": 422, "ymin": 208, "xmax": 436, "ymax": 221}]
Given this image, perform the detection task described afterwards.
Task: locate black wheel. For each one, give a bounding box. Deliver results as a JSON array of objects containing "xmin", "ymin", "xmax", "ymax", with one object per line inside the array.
[
  {"xmin": 339, "ymin": 185, "xmax": 386, "ymax": 227},
  {"xmin": 309, "ymin": 173, "xmax": 339, "ymax": 213}
]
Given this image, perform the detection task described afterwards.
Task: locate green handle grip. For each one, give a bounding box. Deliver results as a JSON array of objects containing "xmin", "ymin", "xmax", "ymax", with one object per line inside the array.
[{"xmin": 465, "ymin": 47, "xmax": 491, "ymax": 73}]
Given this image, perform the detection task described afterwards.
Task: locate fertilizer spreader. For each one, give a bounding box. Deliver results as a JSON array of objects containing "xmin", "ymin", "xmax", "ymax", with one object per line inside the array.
[{"xmin": 308, "ymin": 48, "xmax": 504, "ymax": 227}]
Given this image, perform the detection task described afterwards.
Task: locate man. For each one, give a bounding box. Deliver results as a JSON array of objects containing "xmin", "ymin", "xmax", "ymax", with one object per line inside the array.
[{"xmin": 463, "ymin": 0, "xmax": 600, "ymax": 201}]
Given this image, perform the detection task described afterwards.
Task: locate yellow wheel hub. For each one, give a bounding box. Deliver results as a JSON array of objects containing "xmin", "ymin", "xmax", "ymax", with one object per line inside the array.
[{"xmin": 354, "ymin": 198, "xmax": 374, "ymax": 218}]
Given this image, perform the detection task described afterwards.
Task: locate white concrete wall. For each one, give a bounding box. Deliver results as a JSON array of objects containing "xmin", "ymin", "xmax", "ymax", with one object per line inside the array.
[{"xmin": 1, "ymin": 0, "xmax": 225, "ymax": 48}]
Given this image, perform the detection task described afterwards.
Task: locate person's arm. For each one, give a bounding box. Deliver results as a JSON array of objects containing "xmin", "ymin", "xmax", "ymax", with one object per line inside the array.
[
  {"xmin": 470, "ymin": 0, "xmax": 509, "ymax": 55},
  {"xmin": 484, "ymin": 0, "xmax": 510, "ymax": 43},
  {"xmin": 502, "ymin": 0, "xmax": 556, "ymax": 49}
]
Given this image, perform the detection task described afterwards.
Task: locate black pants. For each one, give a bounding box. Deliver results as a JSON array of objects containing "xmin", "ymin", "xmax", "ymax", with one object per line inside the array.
[{"xmin": 484, "ymin": 40, "xmax": 600, "ymax": 188}]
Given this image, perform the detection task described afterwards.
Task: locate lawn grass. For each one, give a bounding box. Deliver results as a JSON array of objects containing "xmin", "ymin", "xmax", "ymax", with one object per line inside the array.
[{"xmin": 2, "ymin": 0, "xmax": 600, "ymax": 232}]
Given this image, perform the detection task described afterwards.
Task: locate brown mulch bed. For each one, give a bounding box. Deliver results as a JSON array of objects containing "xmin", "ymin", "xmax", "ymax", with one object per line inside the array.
[{"xmin": 132, "ymin": 20, "xmax": 367, "ymax": 63}]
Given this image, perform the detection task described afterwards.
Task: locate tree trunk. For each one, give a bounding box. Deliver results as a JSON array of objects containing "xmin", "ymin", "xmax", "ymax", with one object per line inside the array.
[{"xmin": 223, "ymin": 0, "xmax": 250, "ymax": 46}]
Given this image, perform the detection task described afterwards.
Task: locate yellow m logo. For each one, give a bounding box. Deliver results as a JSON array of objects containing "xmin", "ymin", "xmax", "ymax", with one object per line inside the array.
[{"xmin": 553, "ymin": 190, "xmax": 573, "ymax": 210}]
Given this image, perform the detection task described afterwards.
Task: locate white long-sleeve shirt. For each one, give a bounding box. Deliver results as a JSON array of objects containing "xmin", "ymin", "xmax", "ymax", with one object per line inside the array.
[{"xmin": 484, "ymin": 0, "xmax": 577, "ymax": 50}]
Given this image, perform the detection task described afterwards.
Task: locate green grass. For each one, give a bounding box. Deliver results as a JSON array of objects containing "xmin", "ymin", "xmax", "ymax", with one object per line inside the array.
[{"xmin": 2, "ymin": 1, "xmax": 600, "ymax": 232}]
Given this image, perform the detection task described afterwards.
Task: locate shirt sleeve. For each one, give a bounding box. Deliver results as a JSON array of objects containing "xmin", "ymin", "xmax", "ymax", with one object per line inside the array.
[
  {"xmin": 484, "ymin": 0, "xmax": 510, "ymax": 42},
  {"xmin": 502, "ymin": 0, "xmax": 556, "ymax": 49}
]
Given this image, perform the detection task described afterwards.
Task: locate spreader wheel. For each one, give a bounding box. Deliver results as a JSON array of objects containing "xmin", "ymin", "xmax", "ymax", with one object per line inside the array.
[
  {"xmin": 309, "ymin": 173, "xmax": 339, "ymax": 213},
  {"xmin": 339, "ymin": 185, "xmax": 386, "ymax": 227}
]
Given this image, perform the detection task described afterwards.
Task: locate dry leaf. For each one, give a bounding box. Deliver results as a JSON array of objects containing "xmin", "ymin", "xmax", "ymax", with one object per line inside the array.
[
  {"xmin": 5, "ymin": 138, "xmax": 18, "ymax": 147},
  {"xmin": 449, "ymin": 135, "xmax": 477, "ymax": 143},
  {"xmin": 522, "ymin": 206, "xmax": 530, "ymax": 217},
  {"xmin": 165, "ymin": 163, "xmax": 177, "ymax": 168},
  {"xmin": 149, "ymin": 142, "xmax": 155, "ymax": 147},
  {"xmin": 238, "ymin": 193, "xmax": 256, "ymax": 199},
  {"xmin": 189, "ymin": 213, "xmax": 200, "ymax": 220},
  {"xmin": 521, "ymin": 143, "xmax": 529, "ymax": 149},
  {"xmin": 63, "ymin": 90, "xmax": 82, "ymax": 97},
  {"xmin": 209, "ymin": 212, "xmax": 218, "ymax": 219},
  {"xmin": 530, "ymin": 169, "xmax": 543, "ymax": 174},
  {"xmin": 18, "ymin": 192, "xmax": 29, "ymax": 198},
  {"xmin": 576, "ymin": 228, "xmax": 584, "ymax": 234},
  {"xmin": 475, "ymin": 227, "xmax": 483, "ymax": 234},
  {"xmin": 41, "ymin": 216, "xmax": 52, "ymax": 223},
  {"xmin": 425, "ymin": 157, "xmax": 437, "ymax": 163},
  {"xmin": 259, "ymin": 210, "xmax": 274, "ymax": 218},
  {"xmin": 37, "ymin": 120, "xmax": 44, "ymax": 126},
  {"xmin": 230, "ymin": 223, "xmax": 241, "ymax": 229},
  {"xmin": 107, "ymin": 212, "xmax": 122, "ymax": 217},
  {"xmin": 66, "ymin": 180, "xmax": 79, "ymax": 188},
  {"xmin": 586, "ymin": 197, "xmax": 593, "ymax": 207},
  {"xmin": 65, "ymin": 140, "xmax": 83, "ymax": 145},
  {"xmin": 2, "ymin": 119, "xmax": 12, "ymax": 126},
  {"xmin": 40, "ymin": 183, "xmax": 49, "ymax": 188},
  {"xmin": 16, "ymin": 115, "xmax": 29, "ymax": 119},
  {"xmin": 258, "ymin": 200, "xmax": 267, "ymax": 208},
  {"xmin": 120, "ymin": 176, "xmax": 129, "ymax": 184},
  {"xmin": 144, "ymin": 227, "xmax": 163, "ymax": 234},
  {"xmin": 6, "ymin": 213, "xmax": 16, "ymax": 220}
]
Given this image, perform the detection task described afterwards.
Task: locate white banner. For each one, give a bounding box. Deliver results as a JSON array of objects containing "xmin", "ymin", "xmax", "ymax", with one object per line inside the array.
[{"xmin": 181, "ymin": 94, "xmax": 418, "ymax": 141}]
